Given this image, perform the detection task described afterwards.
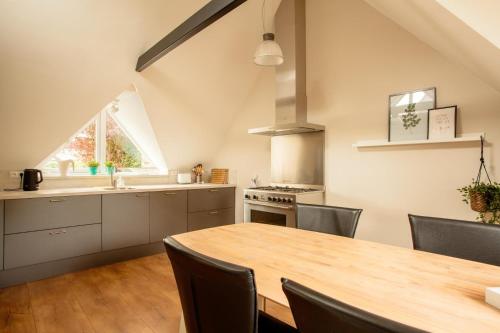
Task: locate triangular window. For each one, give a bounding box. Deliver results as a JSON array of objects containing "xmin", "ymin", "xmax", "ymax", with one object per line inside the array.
[{"xmin": 39, "ymin": 89, "xmax": 166, "ymax": 175}]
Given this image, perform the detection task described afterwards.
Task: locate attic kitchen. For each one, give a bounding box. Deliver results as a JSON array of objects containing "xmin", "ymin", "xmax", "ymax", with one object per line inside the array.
[{"xmin": 1, "ymin": 0, "xmax": 500, "ymax": 332}]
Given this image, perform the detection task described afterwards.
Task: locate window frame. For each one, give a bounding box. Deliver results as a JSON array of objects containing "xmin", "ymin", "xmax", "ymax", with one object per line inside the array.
[{"xmin": 40, "ymin": 109, "xmax": 162, "ymax": 176}]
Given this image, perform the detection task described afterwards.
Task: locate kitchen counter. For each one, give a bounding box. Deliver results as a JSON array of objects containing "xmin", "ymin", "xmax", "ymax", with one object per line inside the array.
[{"xmin": 0, "ymin": 183, "xmax": 235, "ymax": 200}]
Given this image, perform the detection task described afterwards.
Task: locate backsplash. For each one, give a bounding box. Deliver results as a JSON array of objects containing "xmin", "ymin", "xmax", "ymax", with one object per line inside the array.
[{"xmin": 0, "ymin": 170, "xmax": 179, "ymax": 191}]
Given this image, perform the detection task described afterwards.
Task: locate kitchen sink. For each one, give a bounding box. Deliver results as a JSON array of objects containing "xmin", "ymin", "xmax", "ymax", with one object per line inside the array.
[{"xmin": 101, "ymin": 186, "xmax": 137, "ymax": 191}]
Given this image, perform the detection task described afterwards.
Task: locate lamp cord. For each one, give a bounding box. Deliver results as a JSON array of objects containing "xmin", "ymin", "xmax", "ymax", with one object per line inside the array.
[{"xmin": 475, "ymin": 135, "xmax": 492, "ymax": 185}]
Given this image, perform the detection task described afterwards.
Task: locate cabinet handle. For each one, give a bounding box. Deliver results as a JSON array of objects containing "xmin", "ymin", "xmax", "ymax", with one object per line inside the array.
[
  {"xmin": 209, "ymin": 210, "xmax": 219, "ymax": 215},
  {"xmin": 163, "ymin": 192, "xmax": 177, "ymax": 196},
  {"xmin": 209, "ymin": 189, "xmax": 219, "ymax": 193},
  {"xmin": 135, "ymin": 194, "xmax": 148, "ymax": 197},
  {"xmin": 49, "ymin": 229, "xmax": 66, "ymax": 236},
  {"xmin": 49, "ymin": 199, "xmax": 66, "ymax": 203}
]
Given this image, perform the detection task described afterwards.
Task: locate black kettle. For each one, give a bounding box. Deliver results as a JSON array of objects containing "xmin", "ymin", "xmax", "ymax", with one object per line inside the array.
[{"xmin": 22, "ymin": 169, "xmax": 43, "ymax": 191}]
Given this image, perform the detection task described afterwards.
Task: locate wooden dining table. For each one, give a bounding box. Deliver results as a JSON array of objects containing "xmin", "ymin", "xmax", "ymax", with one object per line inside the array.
[{"xmin": 173, "ymin": 223, "xmax": 500, "ymax": 332}]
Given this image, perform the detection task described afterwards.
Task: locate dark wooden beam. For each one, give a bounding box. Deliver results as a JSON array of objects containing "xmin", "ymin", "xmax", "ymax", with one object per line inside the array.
[{"xmin": 136, "ymin": 0, "xmax": 247, "ymax": 72}]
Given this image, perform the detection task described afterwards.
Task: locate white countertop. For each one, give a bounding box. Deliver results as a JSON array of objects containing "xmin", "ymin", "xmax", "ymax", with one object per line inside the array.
[{"xmin": 0, "ymin": 183, "xmax": 236, "ymax": 200}]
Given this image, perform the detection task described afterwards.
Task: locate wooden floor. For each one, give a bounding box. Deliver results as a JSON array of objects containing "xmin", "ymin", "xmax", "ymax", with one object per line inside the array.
[{"xmin": 0, "ymin": 254, "xmax": 293, "ymax": 333}]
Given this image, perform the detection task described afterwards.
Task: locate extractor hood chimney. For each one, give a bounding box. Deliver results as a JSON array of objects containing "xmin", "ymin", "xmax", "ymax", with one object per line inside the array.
[{"xmin": 248, "ymin": 0, "xmax": 324, "ymax": 136}]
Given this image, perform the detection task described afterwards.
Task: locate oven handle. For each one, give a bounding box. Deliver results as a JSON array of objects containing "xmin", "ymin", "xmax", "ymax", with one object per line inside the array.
[{"xmin": 245, "ymin": 200, "xmax": 294, "ymax": 210}]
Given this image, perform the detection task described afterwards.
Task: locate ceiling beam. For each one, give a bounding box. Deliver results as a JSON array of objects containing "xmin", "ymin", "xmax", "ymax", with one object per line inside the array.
[{"xmin": 136, "ymin": 0, "xmax": 247, "ymax": 72}]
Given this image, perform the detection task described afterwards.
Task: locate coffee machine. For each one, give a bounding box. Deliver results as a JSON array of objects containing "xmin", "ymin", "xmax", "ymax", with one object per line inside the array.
[{"xmin": 22, "ymin": 169, "xmax": 43, "ymax": 191}]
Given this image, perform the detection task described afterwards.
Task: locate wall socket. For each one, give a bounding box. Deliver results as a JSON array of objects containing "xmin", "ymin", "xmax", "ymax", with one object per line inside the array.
[{"xmin": 9, "ymin": 171, "xmax": 22, "ymax": 178}]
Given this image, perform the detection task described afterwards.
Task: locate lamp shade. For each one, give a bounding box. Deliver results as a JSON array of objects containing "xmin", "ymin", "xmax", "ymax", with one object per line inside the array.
[{"xmin": 254, "ymin": 33, "xmax": 283, "ymax": 66}]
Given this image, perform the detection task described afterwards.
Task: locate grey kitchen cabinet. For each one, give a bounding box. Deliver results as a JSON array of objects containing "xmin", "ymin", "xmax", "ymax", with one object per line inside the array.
[
  {"xmin": 102, "ymin": 192, "xmax": 150, "ymax": 251},
  {"xmin": 0, "ymin": 201, "xmax": 3, "ymax": 270},
  {"xmin": 150, "ymin": 191, "xmax": 187, "ymax": 242},
  {"xmin": 188, "ymin": 187, "xmax": 235, "ymax": 212},
  {"xmin": 187, "ymin": 207, "xmax": 234, "ymax": 232},
  {"xmin": 4, "ymin": 224, "xmax": 101, "ymax": 269},
  {"xmin": 5, "ymin": 195, "xmax": 101, "ymax": 234}
]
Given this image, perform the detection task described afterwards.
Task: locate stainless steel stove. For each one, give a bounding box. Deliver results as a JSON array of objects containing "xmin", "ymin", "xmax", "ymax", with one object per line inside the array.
[{"xmin": 244, "ymin": 186, "xmax": 324, "ymax": 228}]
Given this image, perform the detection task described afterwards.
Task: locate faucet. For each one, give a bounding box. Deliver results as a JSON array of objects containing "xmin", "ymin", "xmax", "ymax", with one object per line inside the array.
[{"xmin": 110, "ymin": 167, "xmax": 117, "ymax": 189}]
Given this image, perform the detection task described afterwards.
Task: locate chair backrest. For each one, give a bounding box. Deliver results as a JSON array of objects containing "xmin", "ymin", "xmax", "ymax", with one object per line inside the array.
[
  {"xmin": 296, "ymin": 203, "xmax": 362, "ymax": 238},
  {"xmin": 408, "ymin": 214, "xmax": 500, "ymax": 266},
  {"xmin": 281, "ymin": 278, "xmax": 426, "ymax": 333},
  {"xmin": 164, "ymin": 236, "xmax": 258, "ymax": 333}
]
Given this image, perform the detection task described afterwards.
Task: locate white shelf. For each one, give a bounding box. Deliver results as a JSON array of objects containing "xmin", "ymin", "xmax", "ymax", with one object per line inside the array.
[{"xmin": 353, "ymin": 133, "xmax": 484, "ymax": 148}]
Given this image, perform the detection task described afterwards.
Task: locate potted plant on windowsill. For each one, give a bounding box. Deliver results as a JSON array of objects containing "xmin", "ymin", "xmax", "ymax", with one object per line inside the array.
[
  {"xmin": 87, "ymin": 160, "xmax": 100, "ymax": 175},
  {"xmin": 105, "ymin": 161, "xmax": 115, "ymax": 175},
  {"xmin": 459, "ymin": 181, "xmax": 500, "ymax": 224}
]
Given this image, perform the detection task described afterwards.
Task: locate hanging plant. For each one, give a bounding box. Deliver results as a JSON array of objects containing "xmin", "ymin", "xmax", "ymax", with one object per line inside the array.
[
  {"xmin": 458, "ymin": 181, "xmax": 500, "ymax": 224},
  {"xmin": 457, "ymin": 136, "xmax": 500, "ymax": 224}
]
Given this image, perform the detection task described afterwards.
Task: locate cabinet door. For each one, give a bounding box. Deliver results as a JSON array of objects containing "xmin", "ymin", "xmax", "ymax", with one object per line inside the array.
[
  {"xmin": 4, "ymin": 224, "xmax": 101, "ymax": 269},
  {"xmin": 187, "ymin": 208, "xmax": 235, "ymax": 232},
  {"xmin": 102, "ymin": 193, "xmax": 149, "ymax": 251},
  {"xmin": 0, "ymin": 201, "xmax": 3, "ymax": 270},
  {"xmin": 5, "ymin": 195, "xmax": 101, "ymax": 234},
  {"xmin": 188, "ymin": 187, "xmax": 235, "ymax": 212},
  {"xmin": 150, "ymin": 191, "xmax": 187, "ymax": 242}
]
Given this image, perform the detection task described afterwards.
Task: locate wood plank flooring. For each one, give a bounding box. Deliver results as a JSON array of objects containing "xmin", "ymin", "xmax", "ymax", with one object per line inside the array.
[{"xmin": 0, "ymin": 254, "xmax": 293, "ymax": 333}]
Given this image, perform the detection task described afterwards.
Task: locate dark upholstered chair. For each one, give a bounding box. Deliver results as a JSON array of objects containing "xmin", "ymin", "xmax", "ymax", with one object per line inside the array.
[
  {"xmin": 296, "ymin": 203, "xmax": 362, "ymax": 238},
  {"xmin": 408, "ymin": 214, "xmax": 500, "ymax": 266},
  {"xmin": 164, "ymin": 237, "xmax": 297, "ymax": 333},
  {"xmin": 281, "ymin": 278, "xmax": 427, "ymax": 333}
]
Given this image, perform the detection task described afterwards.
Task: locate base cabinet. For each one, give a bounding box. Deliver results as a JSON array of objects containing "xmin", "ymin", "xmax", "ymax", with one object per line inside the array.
[
  {"xmin": 5, "ymin": 195, "xmax": 101, "ymax": 234},
  {"xmin": 188, "ymin": 208, "xmax": 234, "ymax": 232},
  {"xmin": 102, "ymin": 193, "xmax": 150, "ymax": 251},
  {"xmin": 188, "ymin": 187, "xmax": 234, "ymax": 212},
  {"xmin": 0, "ymin": 201, "xmax": 3, "ymax": 270},
  {"xmin": 150, "ymin": 191, "xmax": 187, "ymax": 242},
  {"xmin": 0, "ymin": 186, "xmax": 235, "ymax": 285},
  {"xmin": 4, "ymin": 224, "xmax": 101, "ymax": 269}
]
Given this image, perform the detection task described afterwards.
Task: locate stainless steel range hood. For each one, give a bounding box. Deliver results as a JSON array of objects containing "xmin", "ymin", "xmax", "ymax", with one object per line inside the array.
[{"xmin": 248, "ymin": 0, "xmax": 324, "ymax": 136}]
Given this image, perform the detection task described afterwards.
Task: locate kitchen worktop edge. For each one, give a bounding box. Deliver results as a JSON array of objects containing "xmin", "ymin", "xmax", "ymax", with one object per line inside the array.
[{"xmin": 0, "ymin": 183, "xmax": 236, "ymax": 200}]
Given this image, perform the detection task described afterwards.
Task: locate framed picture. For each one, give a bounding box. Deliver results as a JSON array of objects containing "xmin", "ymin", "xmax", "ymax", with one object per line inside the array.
[
  {"xmin": 428, "ymin": 105, "xmax": 457, "ymax": 140},
  {"xmin": 388, "ymin": 87, "xmax": 436, "ymax": 142}
]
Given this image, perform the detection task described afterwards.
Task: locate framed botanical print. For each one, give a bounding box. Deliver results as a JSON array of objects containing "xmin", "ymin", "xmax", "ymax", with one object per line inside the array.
[
  {"xmin": 388, "ymin": 87, "xmax": 436, "ymax": 142},
  {"xmin": 428, "ymin": 106, "xmax": 457, "ymax": 140}
]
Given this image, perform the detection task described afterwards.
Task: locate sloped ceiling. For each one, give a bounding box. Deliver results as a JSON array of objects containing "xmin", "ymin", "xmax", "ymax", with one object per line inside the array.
[
  {"xmin": 0, "ymin": 0, "xmax": 277, "ymax": 171},
  {"xmin": 436, "ymin": 0, "xmax": 500, "ymax": 48},
  {"xmin": 364, "ymin": 0, "xmax": 500, "ymax": 93}
]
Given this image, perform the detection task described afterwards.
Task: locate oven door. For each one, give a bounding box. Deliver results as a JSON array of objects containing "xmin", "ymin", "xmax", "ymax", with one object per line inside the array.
[{"xmin": 244, "ymin": 201, "xmax": 296, "ymax": 228}]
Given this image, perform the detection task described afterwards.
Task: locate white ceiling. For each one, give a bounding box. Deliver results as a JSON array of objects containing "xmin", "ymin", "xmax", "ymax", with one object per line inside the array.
[
  {"xmin": 364, "ymin": 0, "xmax": 500, "ymax": 93},
  {"xmin": 436, "ymin": 0, "xmax": 500, "ymax": 49}
]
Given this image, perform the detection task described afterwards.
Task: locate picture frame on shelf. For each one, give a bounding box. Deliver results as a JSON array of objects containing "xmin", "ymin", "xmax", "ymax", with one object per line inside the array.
[
  {"xmin": 428, "ymin": 105, "xmax": 457, "ymax": 140},
  {"xmin": 388, "ymin": 87, "xmax": 436, "ymax": 142}
]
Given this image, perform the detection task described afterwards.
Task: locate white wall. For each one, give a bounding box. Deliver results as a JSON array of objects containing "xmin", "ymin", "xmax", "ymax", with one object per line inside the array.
[
  {"xmin": 213, "ymin": 0, "xmax": 500, "ymax": 247},
  {"xmin": 0, "ymin": 0, "xmax": 265, "ymax": 186}
]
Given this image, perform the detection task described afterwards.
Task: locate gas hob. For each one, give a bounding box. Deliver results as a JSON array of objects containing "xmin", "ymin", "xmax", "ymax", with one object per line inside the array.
[{"xmin": 244, "ymin": 186, "xmax": 324, "ymax": 207}]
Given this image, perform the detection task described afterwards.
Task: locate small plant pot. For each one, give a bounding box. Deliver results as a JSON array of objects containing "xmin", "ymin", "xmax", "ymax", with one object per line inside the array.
[
  {"xmin": 106, "ymin": 166, "xmax": 115, "ymax": 175},
  {"xmin": 89, "ymin": 166, "xmax": 99, "ymax": 175},
  {"xmin": 470, "ymin": 191, "xmax": 488, "ymax": 213}
]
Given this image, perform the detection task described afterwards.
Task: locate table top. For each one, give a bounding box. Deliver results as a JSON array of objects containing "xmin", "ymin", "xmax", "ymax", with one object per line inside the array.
[{"xmin": 173, "ymin": 223, "xmax": 500, "ymax": 333}]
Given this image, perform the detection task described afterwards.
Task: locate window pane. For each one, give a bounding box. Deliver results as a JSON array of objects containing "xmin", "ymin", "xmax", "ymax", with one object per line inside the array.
[
  {"xmin": 106, "ymin": 114, "xmax": 151, "ymax": 169},
  {"xmin": 44, "ymin": 121, "xmax": 96, "ymax": 170}
]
